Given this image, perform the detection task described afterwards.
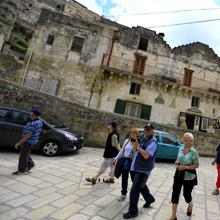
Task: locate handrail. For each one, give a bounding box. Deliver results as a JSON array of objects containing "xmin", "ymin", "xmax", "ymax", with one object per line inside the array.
[{"xmin": 101, "ymin": 53, "xmax": 220, "ymax": 91}]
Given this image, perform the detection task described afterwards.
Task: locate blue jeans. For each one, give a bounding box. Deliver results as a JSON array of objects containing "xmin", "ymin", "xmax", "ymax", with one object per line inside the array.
[{"xmin": 129, "ymin": 171, "xmax": 155, "ymax": 214}]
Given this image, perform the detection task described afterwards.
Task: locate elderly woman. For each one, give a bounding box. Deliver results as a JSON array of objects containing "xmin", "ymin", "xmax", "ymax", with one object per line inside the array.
[
  {"xmin": 114, "ymin": 128, "xmax": 139, "ymax": 201},
  {"xmin": 168, "ymin": 133, "xmax": 199, "ymax": 220}
]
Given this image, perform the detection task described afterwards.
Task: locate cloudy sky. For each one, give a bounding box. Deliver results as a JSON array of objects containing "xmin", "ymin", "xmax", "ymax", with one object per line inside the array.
[{"xmin": 74, "ymin": 0, "xmax": 220, "ymax": 56}]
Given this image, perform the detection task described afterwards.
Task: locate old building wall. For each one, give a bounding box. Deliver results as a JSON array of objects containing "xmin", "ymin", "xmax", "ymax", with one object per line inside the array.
[
  {"xmin": 21, "ymin": 15, "xmax": 112, "ymax": 105},
  {"xmin": 0, "ymin": 78, "xmax": 219, "ymax": 156}
]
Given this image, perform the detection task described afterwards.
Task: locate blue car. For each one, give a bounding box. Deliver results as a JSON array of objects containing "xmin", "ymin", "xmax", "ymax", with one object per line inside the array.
[{"xmin": 138, "ymin": 129, "xmax": 184, "ymax": 160}]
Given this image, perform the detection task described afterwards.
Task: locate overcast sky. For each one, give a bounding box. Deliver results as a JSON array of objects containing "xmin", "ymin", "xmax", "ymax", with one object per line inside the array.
[{"xmin": 74, "ymin": 0, "xmax": 220, "ymax": 56}]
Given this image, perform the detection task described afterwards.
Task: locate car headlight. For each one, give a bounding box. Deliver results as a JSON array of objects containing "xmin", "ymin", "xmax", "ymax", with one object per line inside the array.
[{"xmin": 64, "ymin": 133, "xmax": 78, "ymax": 141}]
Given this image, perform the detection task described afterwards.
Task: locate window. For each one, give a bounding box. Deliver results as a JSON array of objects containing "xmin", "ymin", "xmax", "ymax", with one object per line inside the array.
[
  {"xmin": 56, "ymin": 4, "xmax": 64, "ymax": 11},
  {"xmin": 114, "ymin": 99, "xmax": 152, "ymax": 120},
  {"xmin": 0, "ymin": 109, "xmax": 7, "ymax": 121},
  {"xmin": 130, "ymin": 82, "xmax": 141, "ymax": 95},
  {"xmin": 183, "ymin": 68, "xmax": 193, "ymax": 86},
  {"xmin": 154, "ymin": 132, "xmax": 160, "ymax": 142},
  {"xmin": 71, "ymin": 36, "xmax": 84, "ymax": 53},
  {"xmin": 125, "ymin": 102, "xmax": 142, "ymax": 118},
  {"xmin": 162, "ymin": 133, "xmax": 178, "ymax": 145},
  {"xmin": 133, "ymin": 54, "xmax": 147, "ymax": 75},
  {"xmin": 201, "ymin": 117, "xmax": 209, "ymax": 131},
  {"xmin": 191, "ymin": 96, "xmax": 200, "ymax": 108},
  {"xmin": 46, "ymin": 34, "xmax": 54, "ymax": 45},
  {"xmin": 138, "ymin": 37, "xmax": 148, "ymax": 51},
  {"xmin": 9, "ymin": 111, "xmax": 30, "ymax": 126}
]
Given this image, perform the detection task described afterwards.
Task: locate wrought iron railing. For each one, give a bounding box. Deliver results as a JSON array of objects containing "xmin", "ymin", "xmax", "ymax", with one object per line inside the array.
[{"xmin": 101, "ymin": 53, "xmax": 220, "ymax": 92}]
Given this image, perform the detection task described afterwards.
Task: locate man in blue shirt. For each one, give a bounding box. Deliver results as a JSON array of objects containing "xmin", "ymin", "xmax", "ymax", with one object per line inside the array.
[
  {"xmin": 12, "ymin": 108, "xmax": 43, "ymax": 175},
  {"xmin": 123, "ymin": 123, "xmax": 158, "ymax": 219}
]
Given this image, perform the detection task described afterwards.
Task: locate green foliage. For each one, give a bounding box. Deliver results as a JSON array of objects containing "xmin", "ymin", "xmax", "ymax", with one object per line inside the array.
[{"xmin": 10, "ymin": 42, "xmax": 28, "ymax": 54}]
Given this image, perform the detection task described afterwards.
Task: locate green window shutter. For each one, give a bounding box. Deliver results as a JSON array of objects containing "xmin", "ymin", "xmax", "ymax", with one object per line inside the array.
[
  {"xmin": 140, "ymin": 104, "xmax": 151, "ymax": 120},
  {"xmin": 114, "ymin": 99, "xmax": 126, "ymax": 114}
]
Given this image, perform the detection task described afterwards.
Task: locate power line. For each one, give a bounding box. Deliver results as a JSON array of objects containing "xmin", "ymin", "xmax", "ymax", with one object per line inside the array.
[
  {"xmin": 106, "ymin": 7, "xmax": 220, "ymax": 18},
  {"xmin": 146, "ymin": 18, "xmax": 220, "ymax": 28}
]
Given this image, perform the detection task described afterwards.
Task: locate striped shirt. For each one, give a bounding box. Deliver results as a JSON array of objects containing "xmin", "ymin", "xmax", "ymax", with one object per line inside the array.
[{"xmin": 22, "ymin": 119, "xmax": 43, "ymax": 144}]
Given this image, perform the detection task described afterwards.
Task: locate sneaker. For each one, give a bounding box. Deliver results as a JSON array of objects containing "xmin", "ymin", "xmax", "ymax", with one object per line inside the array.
[
  {"xmin": 143, "ymin": 197, "xmax": 155, "ymax": 208},
  {"xmin": 117, "ymin": 194, "xmax": 126, "ymax": 201},
  {"xmin": 212, "ymin": 189, "xmax": 219, "ymax": 195},
  {"xmin": 123, "ymin": 211, "xmax": 138, "ymax": 219},
  {"xmin": 12, "ymin": 170, "xmax": 28, "ymax": 175}
]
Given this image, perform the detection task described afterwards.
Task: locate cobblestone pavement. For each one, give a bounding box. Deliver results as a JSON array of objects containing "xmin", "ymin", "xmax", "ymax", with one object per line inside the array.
[{"xmin": 0, "ymin": 147, "xmax": 220, "ymax": 220}]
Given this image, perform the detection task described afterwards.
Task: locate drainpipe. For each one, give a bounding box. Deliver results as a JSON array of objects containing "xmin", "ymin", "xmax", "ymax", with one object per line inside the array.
[
  {"xmin": 107, "ymin": 36, "xmax": 115, "ymax": 67},
  {"xmin": 21, "ymin": 46, "xmax": 34, "ymax": 85}
]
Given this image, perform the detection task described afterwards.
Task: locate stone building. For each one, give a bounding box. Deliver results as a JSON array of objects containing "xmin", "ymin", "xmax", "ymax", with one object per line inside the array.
[{"xmin": 0, "ymin": 0, "xmax": 220, "ymax": 133}]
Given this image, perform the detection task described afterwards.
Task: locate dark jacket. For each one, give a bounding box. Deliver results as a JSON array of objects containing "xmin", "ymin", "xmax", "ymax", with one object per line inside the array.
[{"xmin": 103, "ymin": 130, "xmax": 120, "ymax": 158}]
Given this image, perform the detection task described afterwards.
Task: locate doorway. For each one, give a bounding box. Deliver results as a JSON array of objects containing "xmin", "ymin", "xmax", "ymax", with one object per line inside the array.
[{"xmin": 185, "ymin": 114, "xmax": 194, "ymax": 130}]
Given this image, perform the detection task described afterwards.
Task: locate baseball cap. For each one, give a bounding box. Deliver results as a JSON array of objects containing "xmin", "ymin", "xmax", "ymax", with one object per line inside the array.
[
  {"xmin": 144, "ymin": 122, "xmax": 154, "ymax": 130},
  {"xmin": 31, "ymin": 108, "xmax": 41, "ymax": 116}
]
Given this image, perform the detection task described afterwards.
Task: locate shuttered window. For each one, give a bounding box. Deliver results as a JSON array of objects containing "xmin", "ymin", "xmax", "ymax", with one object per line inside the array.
[
  {"xmin": 133, "ymin": 54, "xmax": 147, "ymax": 75},
  {"xmin": 183, "ymin": 68, "xmax": 193, "ymax": 86},
  {"xmin": 114, "ymin": 99, "xmax": 126, "ymax": 114},
  {"xmin": 114, "ymin": 99, "xmax": 151, "ymax": 120}
]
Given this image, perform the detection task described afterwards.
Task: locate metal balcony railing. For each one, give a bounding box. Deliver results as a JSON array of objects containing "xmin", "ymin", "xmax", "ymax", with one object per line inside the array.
[{"xmin": 101, "ymin": 53, "xmax": 220, "ymax": 93}]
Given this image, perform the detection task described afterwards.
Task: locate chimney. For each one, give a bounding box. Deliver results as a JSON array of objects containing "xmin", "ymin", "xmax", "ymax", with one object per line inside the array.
[{"xmin": 158, "ymin": 32, "xmax": 165, "ymax": 38}]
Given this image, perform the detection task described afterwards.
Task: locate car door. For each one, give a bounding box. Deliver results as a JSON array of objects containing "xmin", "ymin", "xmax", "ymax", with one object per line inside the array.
[
  {"xmin": 157, "ymin": 132, "xmax": 180, "ymax": 159},
  {"xmin": 0, "ymin": 108, "xmax": 9, "ymax": 146},
  {"xmin": 4, "ymin": 110, "xmax": 30, "ymax": 147}
]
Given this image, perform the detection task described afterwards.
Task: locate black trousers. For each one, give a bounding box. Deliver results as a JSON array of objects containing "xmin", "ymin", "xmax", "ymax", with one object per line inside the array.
[
  {"xmin": 171, "ymin": 177, "xmax": 195, "ymax": 204},
  {"xmin": 18, "ymin": 143, "xmax": 34, "ymax": 171},
  {"xmin": 121, "ymin": 168, "xmax": 129, "ymax": 195}
]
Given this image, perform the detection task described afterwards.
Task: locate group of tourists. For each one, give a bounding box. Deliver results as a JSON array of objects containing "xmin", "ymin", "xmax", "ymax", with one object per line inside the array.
[
  {"xmin": 85, "ymin": 120, "xmax": 220, "ymax": 220},
  {"xmin": 11, "ymin": 110, "xmax": 220, "ymax": 219}
]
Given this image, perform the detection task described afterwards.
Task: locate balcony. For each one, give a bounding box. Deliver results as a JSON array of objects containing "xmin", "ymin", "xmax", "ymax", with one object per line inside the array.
[
  {"xmin": 101, "ymin": 53, "xmax": 220, "ymax": 97},
  {"xmin": 101, "ymin": 53, "xmax": 181, "ymax": 83}
]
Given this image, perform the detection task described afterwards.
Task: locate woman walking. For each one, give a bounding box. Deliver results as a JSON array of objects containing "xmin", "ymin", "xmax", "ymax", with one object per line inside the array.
[
  {"xmin": 168, "ymin": 132, "xmax": 199, "ymax": 220},
  {"xmin": 114, "ymin": 128, "xmax": 139, "ymax": 201}
]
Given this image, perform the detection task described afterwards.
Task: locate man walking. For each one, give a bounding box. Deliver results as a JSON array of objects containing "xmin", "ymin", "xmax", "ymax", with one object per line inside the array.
[
  {"xmin": 123, "ymin": 123, "xmax": 158, "ymax": 219},
  {"xmin": 12, "ymin": 108, "xmax": 42, "ymax": 175}
]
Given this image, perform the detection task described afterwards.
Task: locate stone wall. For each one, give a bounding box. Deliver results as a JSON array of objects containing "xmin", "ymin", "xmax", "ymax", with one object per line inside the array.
[{"xmin": 0, "ymin": 78, "xmax": 219, "ymax": 156}]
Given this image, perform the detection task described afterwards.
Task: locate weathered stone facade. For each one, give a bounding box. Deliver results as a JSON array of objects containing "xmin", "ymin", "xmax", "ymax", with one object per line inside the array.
[
  {"xmin": 0, "ymin": 78, "xmax": 219, "ymax": 156},
  {"xmin": 0, "ymin": 0, "xmax": 220, "ymax": 134}
]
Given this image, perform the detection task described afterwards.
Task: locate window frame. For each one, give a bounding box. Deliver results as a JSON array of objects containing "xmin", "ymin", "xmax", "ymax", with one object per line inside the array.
[
  {"xmin": 133, "ymin": 53, "xmax": 147, "ymax": 75},
  {"xmin": 46, "ymin": 34, "xmax": 54, "ymax": 45},
  {"xmin": 138, "ymin": 37, "xmax": 149, "ymax": 51},
  {"xmin": 183, "ymin": 68, "xmax": 193, "ymax": 87},
  {"xmin": 71, "ymin": 36, "xmax": 85, "ymax": 53},
  {"xmin": 191, "ymin": 96, "xmax": 200, "ymax": 108},
  {"xmin": 129, "ymin": 82, "xmax": 141, "ymax": 95}
]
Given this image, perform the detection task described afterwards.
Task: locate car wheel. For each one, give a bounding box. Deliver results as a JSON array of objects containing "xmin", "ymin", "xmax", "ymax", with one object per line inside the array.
[{"xmin": 41, "ymin": 140, "xmax": 61, "ymax": 156}]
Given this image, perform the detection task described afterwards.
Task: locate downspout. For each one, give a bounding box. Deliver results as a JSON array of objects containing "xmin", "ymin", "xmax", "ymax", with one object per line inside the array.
[
  {"xmin": 21, "ymin": 46, "xmax": 34, "ymax": 85},
  {"xmin": 107, "ymin": 35, "xmax": 115, "ymax": 67}
]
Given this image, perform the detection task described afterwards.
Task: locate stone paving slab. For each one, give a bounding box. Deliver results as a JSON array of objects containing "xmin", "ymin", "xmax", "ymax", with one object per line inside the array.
[{"xmin": 0, "ymin": 147, "xmax": 219, "ymax": 220}]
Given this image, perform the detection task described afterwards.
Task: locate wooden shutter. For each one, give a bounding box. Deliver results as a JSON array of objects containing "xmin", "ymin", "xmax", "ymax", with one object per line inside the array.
[
  {"xmin": 133, "ymin": 55, "xmax": 140, "ymax": 73},
  {"xmin": 114, "ymin": 99, "xmax": 126, "ymax": 114},
  {"xmin": 140, "ymin": 104, "xmax": 151, "ymax": 120}
]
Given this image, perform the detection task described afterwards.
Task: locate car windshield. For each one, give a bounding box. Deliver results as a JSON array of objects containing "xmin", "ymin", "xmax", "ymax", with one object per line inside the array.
[{"xmin": 40, "ymin": 115, "xmax": 65, "ymax": 128}]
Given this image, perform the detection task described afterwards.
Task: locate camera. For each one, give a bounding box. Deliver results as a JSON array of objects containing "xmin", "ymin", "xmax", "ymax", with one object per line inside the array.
[{"xmin": 130, "ymin": 138, "xmax": 137, "ymax": 142}]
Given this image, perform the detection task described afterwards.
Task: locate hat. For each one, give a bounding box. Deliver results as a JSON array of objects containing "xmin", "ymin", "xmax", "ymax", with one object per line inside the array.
[
  {"xmin": 108, "ymin": 120, "xmax": 117, "ymax": 128},
  {"xmin": 31, "ymin": 108, "xmax": 41, "ymax": 116},
  {"xmin": 144, "ymin": 122, "xmax": 154, "ymax": 130}
]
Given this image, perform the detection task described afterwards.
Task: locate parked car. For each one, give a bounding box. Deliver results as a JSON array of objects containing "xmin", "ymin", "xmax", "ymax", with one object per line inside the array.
[
  {"xmin": 0, "ymin": 107, "xmax": 84, "ymax": 156},
  {"xmin": 138, "ymin": 128, "xmax": 184, "ymax": 160}
]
